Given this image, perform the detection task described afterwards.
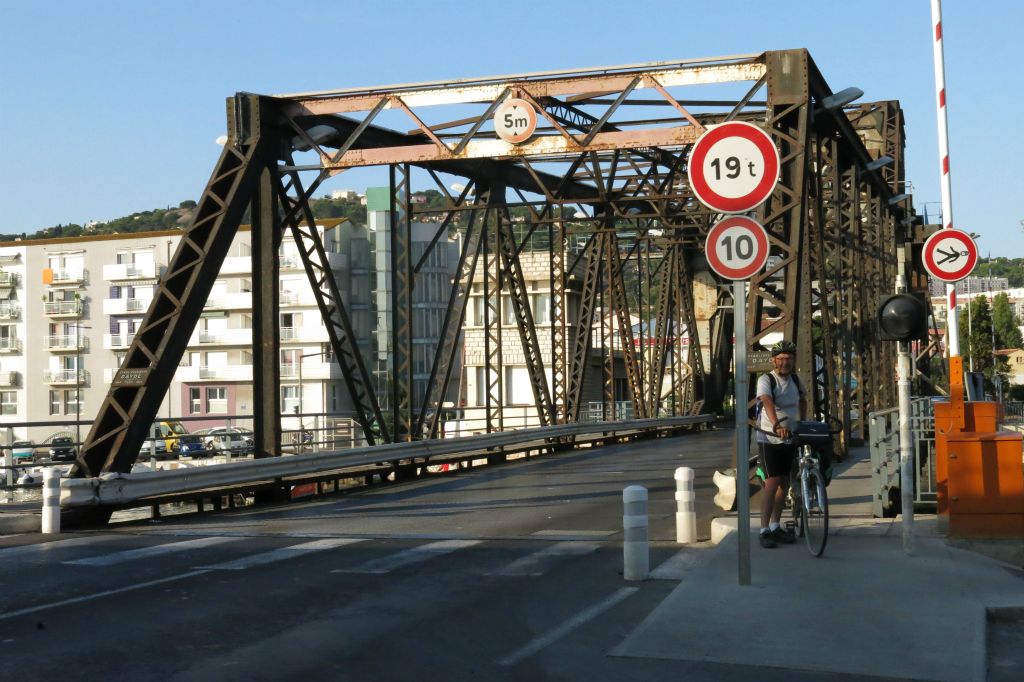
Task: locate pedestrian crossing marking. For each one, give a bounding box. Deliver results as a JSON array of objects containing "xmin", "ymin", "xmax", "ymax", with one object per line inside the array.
[
  {"xmin": 488, "ymin": 541, "xmax": 600, "ymax": 577},
  {"xmin": 65, "ymin": 536, "xmax": 243, "ymax": 567},
  {"xmin": 332, "ymin": 539, "xmax": 482, "ymax": 575},
  {"xmin": 197, "ymin": 538, "xmax": 365, "ymax": 571}
]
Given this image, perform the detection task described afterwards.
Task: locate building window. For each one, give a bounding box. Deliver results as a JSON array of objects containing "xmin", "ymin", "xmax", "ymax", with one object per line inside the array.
[
  {"xmin": 0, "ymin": 390, "xmax": 15, "ymax": 415},
  {"xmin": 64, "ymin": 389, "xmax": 80, "ymax": 415},
  {"xmin": 533, "ymin": 293, "xmax": 551, "ymax": 324},
  {"xmin": 206, "ymin": 387, "xmax": 227, "ymax": 414},
  {"xmin": 189, "ymin": 388, "xmax": 201, "ymax": 414},
  {"xmin": 504, "ymin": 366, "xmax": 532, "ymax": 405},
  {"xmin": 49, "ymin": 390, "xmax": 60, "ymax": 415},
  {"xmin": 281, "ymin": 385, "xmax": 300, "ymax": 414}
]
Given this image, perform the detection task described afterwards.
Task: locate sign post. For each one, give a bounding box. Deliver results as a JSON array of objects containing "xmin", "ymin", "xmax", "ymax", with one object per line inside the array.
[
  {"xmin": 703, "ymin": 216, "xmax": 770, "ymax": 586},
  {"xmin": 688, "ymin": 121, "xmax": 780, "ymax": 214},
  {"xmin": 921, "ymin": 228, "xmax": 978, "ymax": 284}
]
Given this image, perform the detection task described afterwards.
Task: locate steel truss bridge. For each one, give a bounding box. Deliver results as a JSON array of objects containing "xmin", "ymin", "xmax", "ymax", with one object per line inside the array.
[{"xmin": 70, "ymin": 49, "xmax": 939, "ymax": 511}]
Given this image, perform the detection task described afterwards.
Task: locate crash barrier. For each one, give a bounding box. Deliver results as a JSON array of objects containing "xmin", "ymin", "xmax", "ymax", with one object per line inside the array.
[
  {"xmin": 61, "ymin": 415, "xmax": 713, "ymax": 508},
  {"xmin": 869, "ymin": 398, "xmax": 936, "ymax": 517}
]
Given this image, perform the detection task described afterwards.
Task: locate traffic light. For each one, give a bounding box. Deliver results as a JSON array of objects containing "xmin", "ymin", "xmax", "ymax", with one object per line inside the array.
[{"xmin": 877, "ymin": 293, "xmax": 928, "ymax": 341}]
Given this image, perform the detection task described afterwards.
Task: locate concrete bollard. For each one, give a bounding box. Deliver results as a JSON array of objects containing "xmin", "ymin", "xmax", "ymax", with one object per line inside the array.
[
  {"xmin": 41, "ymin": 467, "xmax": 61, "ymax": 534},
  {"xmin": 675, "ymin": 467, "xmax": 698, "ymax": 544},
  {"xmin": 622, "ymin": 485, "xmax": 649, "ymax": 581},
  {"xmin": 713, "ymin": 469, "xmax": 737, "ymax": 511}
]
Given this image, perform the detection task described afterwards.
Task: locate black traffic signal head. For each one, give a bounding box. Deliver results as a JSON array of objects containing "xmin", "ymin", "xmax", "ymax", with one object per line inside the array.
[{"xmin": 877, "ymin": 293, "xmax": 928, "ymax": 341}]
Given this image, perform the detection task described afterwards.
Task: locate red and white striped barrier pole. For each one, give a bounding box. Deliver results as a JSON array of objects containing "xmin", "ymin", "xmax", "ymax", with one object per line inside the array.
[{"xmin": 931, "ymin": 0, "xmax": 960, "ymax": 358}]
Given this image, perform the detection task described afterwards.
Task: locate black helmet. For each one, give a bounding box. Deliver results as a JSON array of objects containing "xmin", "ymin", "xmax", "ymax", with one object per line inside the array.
[{"xmin": 770, "ymin": 340, "xmax": 797, "ymax": 357}]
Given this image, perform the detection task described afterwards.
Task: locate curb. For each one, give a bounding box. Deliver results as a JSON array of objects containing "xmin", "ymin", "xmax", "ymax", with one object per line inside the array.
[{"xmin": 0, "ymin": 513, "xmax": 40, "ymax": 534}]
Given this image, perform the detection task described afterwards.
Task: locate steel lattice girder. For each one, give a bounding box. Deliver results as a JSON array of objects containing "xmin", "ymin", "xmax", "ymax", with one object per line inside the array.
[{"xmin": 72, "ymin": 51, "xmax": 925, "ymax": 485}]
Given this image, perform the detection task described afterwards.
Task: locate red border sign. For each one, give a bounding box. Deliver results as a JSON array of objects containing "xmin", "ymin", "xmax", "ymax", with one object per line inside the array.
[
  {"xmin": 922, "ymin": 229, "xmax": 978, "ymax": 282},
  {"xmin": 705, "ymin": 216, "xmax": 770, "ymax": 280},
  {"xmin": 689, "ymin": 122, "xmax": 780, "ymax": 214}
]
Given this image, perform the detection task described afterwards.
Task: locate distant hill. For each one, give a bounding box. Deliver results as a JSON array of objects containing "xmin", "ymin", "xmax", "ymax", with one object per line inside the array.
[{"xmin": 0, "ymin": 193, "xmax": 379, "ymax": 243}]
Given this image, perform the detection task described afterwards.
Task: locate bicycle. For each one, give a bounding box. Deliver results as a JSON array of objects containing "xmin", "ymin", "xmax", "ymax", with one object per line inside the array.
[{"xmin": 753, "ymin": 417, "xmax": 840, "ymax": 557}]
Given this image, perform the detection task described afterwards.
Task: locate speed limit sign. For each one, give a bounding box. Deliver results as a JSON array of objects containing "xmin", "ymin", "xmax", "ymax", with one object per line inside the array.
[
  {"xmin": 705, "ymin": 216, "xmax": 770, "ymax": 280},
  {"xmin": 688, "ymin": 121, "xmax": 780, "ymax": 214},
  {"xmin": 494, "ymin": 98, "xmax": 537, "ymax": 144}
]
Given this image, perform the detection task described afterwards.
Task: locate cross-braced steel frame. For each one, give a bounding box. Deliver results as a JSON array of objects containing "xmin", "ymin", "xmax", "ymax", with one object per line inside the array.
[{"xmin": 72, "ymin": 49, "xmax": 925, "ymax": 491}]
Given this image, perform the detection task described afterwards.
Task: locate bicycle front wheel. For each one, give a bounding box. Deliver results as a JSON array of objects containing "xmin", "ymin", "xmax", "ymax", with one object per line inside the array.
[{"xmin": 801, "ymin": 468, "xmax": 829, "ymax": 557}]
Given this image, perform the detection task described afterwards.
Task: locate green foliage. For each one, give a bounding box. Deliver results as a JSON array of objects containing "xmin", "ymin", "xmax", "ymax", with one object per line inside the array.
[
  {"xmin": 991, "ymin": 292, "xmax": 1023, "ymax": 348},
  {"xmin": 976, "ymin": 257, "xmax": 1024, "ymax": 288},
  {"xmin": 959, "ymin": 294, "xmax": 1014, "ymax": 393}
]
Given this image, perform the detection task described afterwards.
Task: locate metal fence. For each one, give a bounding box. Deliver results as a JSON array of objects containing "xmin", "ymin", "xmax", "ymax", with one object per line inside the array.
[{"xmin": 868, "ymin": 397, "xmax": 936, "ymax": 518}]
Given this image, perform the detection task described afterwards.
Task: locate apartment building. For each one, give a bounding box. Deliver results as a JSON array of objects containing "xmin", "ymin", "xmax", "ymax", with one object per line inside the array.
[{"xmin": 1, "ymin": 203, "xmax": 462, "ymax": 446}]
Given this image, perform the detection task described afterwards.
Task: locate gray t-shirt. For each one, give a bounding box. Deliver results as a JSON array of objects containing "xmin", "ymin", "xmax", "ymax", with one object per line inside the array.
[{"xmin": 756, "ymin": 371, "xmax": 804, "ymax": 444}]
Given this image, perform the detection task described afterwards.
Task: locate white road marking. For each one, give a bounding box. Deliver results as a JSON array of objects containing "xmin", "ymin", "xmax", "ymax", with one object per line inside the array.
[
  {"xmin": 0, "ymin": 570, "xmax": 212, "ymax": 621},
  {"xmin": 531, "ymin": 530, "xmax": 616, "ymax": 539},
  {"xmin": 65, "ymin": 536, "xmax": 243, "ymax": 567},
  {"xmin": 198, "ymin": 538, "xmax": 364, "ymax": 571},
  {"xmin": 0, "ymin": 535, "xmax": 120, "ymax": 560},
  {"xmin": 497, "ymin": 587, "xmax": 639, "ymax": 666},
  {"xmin": 488, "ymin": 541, "xmax": 600, "ymax": 577},
  {"xmin": 333, "ymin": 539, "xmax": 482, "ymax": 575},
  {"xmin": 649, "ymin": 546, "xmax": 712, "ymax": 580}
]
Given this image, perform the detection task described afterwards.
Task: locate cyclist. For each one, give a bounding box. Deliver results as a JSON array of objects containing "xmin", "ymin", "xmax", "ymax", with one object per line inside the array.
[{"xmin": 755, "ymin": 340, "xmax": 807, "ymax": 548}]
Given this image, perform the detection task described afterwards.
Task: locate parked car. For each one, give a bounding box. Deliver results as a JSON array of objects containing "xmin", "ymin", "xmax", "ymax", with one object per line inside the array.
[
  {"xmin": 10, "ymin": 440, "xmax": 36, "ymax": 462},
  {"xmin": 174, "ymin": 433, "xmax": 205, "ymax": 456},
  {"xmin": 194, "ymin": 427, "xmax": 253, "ymax": 456},
  {"xmin": 138, "ymin": 437, "xmax": 170, "ymax": 460},
  {"xmin": 46, "ymin": 436, "xmax": 77, "ymax": 463}
]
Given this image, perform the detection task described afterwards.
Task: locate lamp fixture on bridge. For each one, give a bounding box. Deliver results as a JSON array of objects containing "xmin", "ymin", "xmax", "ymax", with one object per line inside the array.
[
  {"xmin": 865, "ymin": 156, "xmax": 894, "ymax": 172},
  {"xmin": 887, "ymin": 193, "xmax": 910, "ymax": 206},
  {"xmin": 820, "ymin": 87, "xmax": 864, "ymax": 112}
]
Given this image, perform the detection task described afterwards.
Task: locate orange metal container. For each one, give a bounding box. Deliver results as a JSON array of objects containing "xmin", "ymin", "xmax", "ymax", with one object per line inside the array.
[
  {"xmin": 934, "ymin": 400, "xmax": 1001, "ymax": 517},
  {"xmin": 946, "ymin": 430, "xmax": 1024, "ymax": 537}
]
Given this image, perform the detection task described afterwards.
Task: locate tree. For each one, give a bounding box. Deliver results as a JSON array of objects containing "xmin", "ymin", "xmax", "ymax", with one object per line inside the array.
[
  {"xmin": 992, "ymin": 292, "xmax": 1023, "ymax": 349},
  {"xmin": 958, "ymin": 295, "xmax": 1003, "ymax": 392}
]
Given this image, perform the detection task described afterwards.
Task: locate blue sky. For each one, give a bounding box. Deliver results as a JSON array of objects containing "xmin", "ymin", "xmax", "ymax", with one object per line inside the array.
[{"xmin": 2, "ymin": 0, "xmax": 1021, "ymax": 257}]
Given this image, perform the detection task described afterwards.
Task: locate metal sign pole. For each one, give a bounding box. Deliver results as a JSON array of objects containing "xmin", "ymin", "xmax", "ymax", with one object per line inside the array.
[{"xmin": 733, "ymin": 279, "xmax": 750, "ymax": 585}]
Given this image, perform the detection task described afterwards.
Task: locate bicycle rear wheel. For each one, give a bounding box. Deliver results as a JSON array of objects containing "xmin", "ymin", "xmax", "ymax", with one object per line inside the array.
[{"xmin": 801, "ymin": 468, "xmax": 829, "ymax": 557}]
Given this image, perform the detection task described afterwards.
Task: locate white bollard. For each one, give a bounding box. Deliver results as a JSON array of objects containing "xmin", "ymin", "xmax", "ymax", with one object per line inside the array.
[
  {"xmin": 675, "ymin": 467, "xmax": 698, "ymax": 544},
  {"xmin": 622, "ymin": 485, "xmax": 649, "ymax": 581},
  {"xmin": 712, "ymin": 469, "xmax": 737, "ymax": 511},
  {"xmin": 41, "ymin": 467, "xmax": 61, "ymax": 534}
]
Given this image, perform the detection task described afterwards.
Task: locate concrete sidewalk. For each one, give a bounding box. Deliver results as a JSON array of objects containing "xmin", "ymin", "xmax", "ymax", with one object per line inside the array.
[{"xmin": 612, "ymin": 447, "xmax": 1024, "ymax": 681}]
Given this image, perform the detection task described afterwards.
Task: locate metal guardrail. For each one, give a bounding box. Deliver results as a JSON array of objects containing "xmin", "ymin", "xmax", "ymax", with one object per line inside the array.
[
  {"xmin": 869, "ymin": 398, "xmax": 936, "ymax": 518},
  {"xmin": 61, "ymin": 415, "xmax": 712, "ymax": 508}
]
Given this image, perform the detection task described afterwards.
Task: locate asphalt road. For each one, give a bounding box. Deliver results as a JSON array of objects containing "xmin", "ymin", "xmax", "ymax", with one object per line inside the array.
[{"xmin": 0, "ymin": 428, "xmax": 891, "ymax": 681}]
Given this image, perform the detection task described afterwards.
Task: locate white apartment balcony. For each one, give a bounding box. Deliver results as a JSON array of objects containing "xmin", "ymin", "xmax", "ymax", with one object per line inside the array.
[
  {"xmin": 43, "ymin": 335, "xmax": 89, "ymax": 351},
  {"xmin": 203, "ymin": 291, "xmax": 252, "ymax": 310},
  {"xmin": 176, "ymin": 364, "xmax": 253, "ymax": 382},
  {"xmin": 294, "ymin": 360, "xmax": 342, "ymax": 380},
  {"xmin": 103, "ymin": 297, "xmax": 150, "ymax": 315},
  {"xmin": 193, "ymin": 328, "xmax": 252, "ymax": 345},
  {"xmin": 280, "ymin": 364, "xmax": 299, "ymax": 379},
  {"xmin": 0, "ymin": 272, "xmax": 19, "ymax": 286},
  {"xmin": 48, "ymin": 269, "xmax": 88, "ymax": 285},
  {"xmin": 279, "ymin": 289, "xmax": 320, "ymax": 307},
  {"xmin": 104, "ymin": 333, "xmax": 136, "ymax": 349},
  {"xmin": 279, "ymin": 255, "xmax": 301, "ymax": 270},
  {"xmin": 43, "ymin": 300, "xmax": 84, "ymax": 317},
  {"xmin": 43, "ymin": 369, "xmax": 89, "ymax": 385},
  {"xmin": 102, "ymin": 262, "xmax": 162, "ymax": 281},
  {"xmin": 0, "ymin": 370, "xmax": 19, "ymax": 387},
  {"xmin": 279, "ymin": 326, "xmax": 330, "ymax": 343},
  {"xmin": 0, "ymin": 303, "xmax": 20, "ymax": 320},
  {"xmin": 220, "ymin": 255, "xmax": 251, "ymax": 275},
  {"xmin": 0, "ymin": 337, "xmax": 22, "ymax": 353}
]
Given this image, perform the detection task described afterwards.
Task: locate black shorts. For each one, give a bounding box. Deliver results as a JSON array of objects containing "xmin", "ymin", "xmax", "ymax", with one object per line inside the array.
[{"xmin": 758, "ymin": 441, "xmax": 798, "ymax": 479}]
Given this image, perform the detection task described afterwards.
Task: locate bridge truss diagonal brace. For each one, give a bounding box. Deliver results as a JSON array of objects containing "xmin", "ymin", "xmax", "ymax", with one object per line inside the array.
[
  {"xmin": 76, "ymin": 97, "xmax": 275, "ymax": 477},
  {"xmin": 278, "ymin": 169, "xmax": 391, "ymax": 445}
]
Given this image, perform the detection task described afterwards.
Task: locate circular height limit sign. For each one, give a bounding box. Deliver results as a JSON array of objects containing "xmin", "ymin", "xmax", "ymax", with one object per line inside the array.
[
  {"xmin": 494, "ymin": 98, "xmax": 537, "ymax": 144},
  {"xmin": 705, "ymin": 216, "xmax": 770, "ymax": 280},
  {"xmin": 922, "ymin": 229, "xmax": 978, "ymax": 282},
  {"xmin": 688, "ymin": 121, "xmax": 780, "ymax": 213}
]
